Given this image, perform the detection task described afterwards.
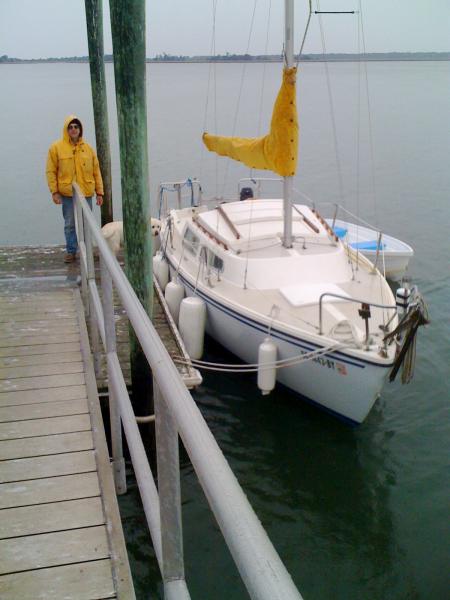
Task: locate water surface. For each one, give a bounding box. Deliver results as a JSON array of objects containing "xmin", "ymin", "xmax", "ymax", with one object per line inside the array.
[{"xmin": 0, "ymin": 61, "xmax": 448, "ymax": 600}]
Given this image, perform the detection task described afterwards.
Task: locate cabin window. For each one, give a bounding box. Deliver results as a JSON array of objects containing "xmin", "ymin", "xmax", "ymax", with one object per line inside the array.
[
  {"xmin": 183, "ymin": 227, "xmax": 200, "ymax": 255},
  {"xmin": 207, "ymin": 250, "xmax": 224, "ymax": 273}
]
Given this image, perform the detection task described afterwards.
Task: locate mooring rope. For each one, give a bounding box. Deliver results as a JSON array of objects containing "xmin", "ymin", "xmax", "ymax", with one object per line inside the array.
[
  {"xmin": 174, "ymin": 341, "xmax": 348, "ymax": 374},
  {"xmin": 383, "ymin": 292, "xmax": 429, "ymax": 383}
]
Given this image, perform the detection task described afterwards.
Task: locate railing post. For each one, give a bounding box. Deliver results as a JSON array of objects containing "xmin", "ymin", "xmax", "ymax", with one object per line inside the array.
[
  {"xmin": 176, "ymin": 183, "xmax": 182, "ymax": 210},
  {"xmin": 101, "ymin": 255, "xmax": 127, "ymax": 494},
  {"xmin": 331, "ymin": 203, "xmax": 338, "ymax": 230},
  {"xmin": 154, "ymin": 379, "xmax": 189, "ymax": 597},
  {"xmin": 371, "ymin": 231, "xmax": 383, "ymax": 274},
  {"xmin": 319, "ymin": 295, "xmax": 324, "ymax": 335},
  {"xmin": 75, "ymin": 197, "xmax": 89, "ymax": 312},
  {"xmin": 85, "ymin": 217, "xmax": 101, "ymax": 375}
]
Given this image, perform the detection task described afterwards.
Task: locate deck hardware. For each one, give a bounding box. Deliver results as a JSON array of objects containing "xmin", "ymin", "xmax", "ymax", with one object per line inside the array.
[{"xmin": 358, "ymin": 303, "xmax": 371, "ymax": 349}]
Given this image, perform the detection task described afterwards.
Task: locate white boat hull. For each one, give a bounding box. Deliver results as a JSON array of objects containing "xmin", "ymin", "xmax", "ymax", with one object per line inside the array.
[{"xmin": 174, "ymin": 268, "xmax": 391, "ymax": 424}]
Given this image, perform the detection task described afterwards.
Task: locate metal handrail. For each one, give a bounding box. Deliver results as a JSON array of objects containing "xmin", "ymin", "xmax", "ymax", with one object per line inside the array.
[
  {"xmin": 159, "ymin": 178, "xmax": 203, "ymax": 217},
  {"xmin": 73, "ymin": 184, "xmax": 303, "ymax": 600},
  {"xmin": 318, "ymin": 291, "xmax": 396, "ymax": 336}
]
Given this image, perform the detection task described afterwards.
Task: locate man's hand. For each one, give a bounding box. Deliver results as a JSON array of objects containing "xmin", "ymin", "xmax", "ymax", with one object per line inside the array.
[
  {"xmin": 96, "ymin": 195, "xmax": 104, "ymax": 206},
  {"xmin": 52, "ymin": 192, "xmax": 62, "ymax": 205}
]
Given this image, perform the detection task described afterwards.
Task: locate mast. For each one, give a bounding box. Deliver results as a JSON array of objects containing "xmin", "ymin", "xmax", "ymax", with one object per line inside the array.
[{"xmin": 283, "ymin": 0, "xmax": 295, "ymax": 248}]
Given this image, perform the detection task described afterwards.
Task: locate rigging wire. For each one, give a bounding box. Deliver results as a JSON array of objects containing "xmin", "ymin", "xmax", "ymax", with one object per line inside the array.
[
  {"xmin": 316, "ymin": 0, "xmax": 346, "ymax": 210},
  {"xmin": 296, "ymin": 0, "xmax": 313, "ymax": 65},
  {"xmin": 358, "ymin": 0, "xmax": 378, "ymax": 229},
  {"xmin": 355, "ymin": 1, "xmax": 362, "ymax": 266},
  {"xmin": 242, "ymin": 199, "xmax": 256, "ymax": 289},
  {"xmin": 201, "ymin": 0, "xmax": 219, "ymax": 196},
  {"xmin": 221, "ymin": 0, "xmax": 259, "ymax": 198},
  {"xmin": 256, "ymin": 0, "xmax": 272, "ymax": 137}
]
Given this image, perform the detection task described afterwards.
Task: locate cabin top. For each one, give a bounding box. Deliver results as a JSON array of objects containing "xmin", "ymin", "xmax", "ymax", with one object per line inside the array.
[{"xmin": 178, "ymin": 199, "xmax": 332, "ymax": 253}]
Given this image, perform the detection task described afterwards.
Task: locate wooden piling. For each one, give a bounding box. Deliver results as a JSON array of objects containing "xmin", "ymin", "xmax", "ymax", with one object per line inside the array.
[
  {"xmin": 109, "ymin": 0, "xmax": 153, "ymax": 413},
  {"xmin": 84, "ymin": 0, "xmax": 113, "ymax": 226}
]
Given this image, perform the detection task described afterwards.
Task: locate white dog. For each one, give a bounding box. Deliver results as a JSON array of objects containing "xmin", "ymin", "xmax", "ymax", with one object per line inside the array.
[{"xmin": 101, "ymin": 218, "xmax": 161, "ymax": 256}]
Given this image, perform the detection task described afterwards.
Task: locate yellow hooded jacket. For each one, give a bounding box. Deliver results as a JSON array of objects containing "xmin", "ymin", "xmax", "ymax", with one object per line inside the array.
[{"xmin": 46, "ymin": 115, "xmax": 104, "ymax": 198}]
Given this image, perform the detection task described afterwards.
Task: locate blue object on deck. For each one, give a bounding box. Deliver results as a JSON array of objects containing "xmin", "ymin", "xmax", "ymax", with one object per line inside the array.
[
  {"xmin": 333, "ymin": 226, "xmax": 348, "ymax": 238},
  {"xmin": 350, "ymin": 240, "xmax": 386, "ymax": 251}
]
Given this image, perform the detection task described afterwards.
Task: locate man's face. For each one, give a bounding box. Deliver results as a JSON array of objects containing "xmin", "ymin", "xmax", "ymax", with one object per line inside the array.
[{"xmin": 68, "ymin": 122, "xmax": 81, "ymax": 142}]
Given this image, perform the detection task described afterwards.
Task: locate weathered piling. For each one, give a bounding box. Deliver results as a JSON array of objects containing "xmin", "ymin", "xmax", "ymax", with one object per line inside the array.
[
  {"xmin": 84, "ymin": 0, "xmax": 113, "ymax": 225},
  {"xmin": 109, "ymin": 0, "xmax": 153, "ymax": 413}
]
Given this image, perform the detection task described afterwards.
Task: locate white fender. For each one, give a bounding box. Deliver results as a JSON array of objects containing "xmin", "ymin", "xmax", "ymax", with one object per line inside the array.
[
  {"xmin": 153, "ymin": 254, "xmax": 169, "ymax": 291},
  {"xmin": 165, "ymin": 280, "xmax": 185, "ymax": 325},
  {"xmin": 257, "ymin": 337, "xmax": 277, "ymax": 395}
]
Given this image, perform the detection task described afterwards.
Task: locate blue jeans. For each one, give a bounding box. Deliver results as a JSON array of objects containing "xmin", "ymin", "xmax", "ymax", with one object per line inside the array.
[{"xmin": 61, "ymin": 195, "xmax": 92, "ymax": 254}]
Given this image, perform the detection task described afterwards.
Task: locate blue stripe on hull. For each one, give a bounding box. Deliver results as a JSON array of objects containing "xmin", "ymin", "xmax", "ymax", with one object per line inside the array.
[{"xmin": 167, "ymin": 257, "xmax": 393, "ymax": 372}]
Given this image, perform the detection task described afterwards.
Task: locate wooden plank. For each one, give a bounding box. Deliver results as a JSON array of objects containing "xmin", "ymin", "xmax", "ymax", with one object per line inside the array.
[
  {"xmin": 0, "ymin": 299, "xmax": 74, "ymax": 308},
  {"xmin": 0, "ymin": 450, "xmax": 96, "ymax": 483},
  {"xmin": 0, "ymin": 559, "xmax": 115, "ymax": 600},
  {"xmin": 0, "ymin": 351, "xmax": 82, "ymax": 368},
  {"xmin": 0, "ymin": 291, "xmax": 73, "ymax": 300},
  {"xmin": 0, "ymin": 398, "xmax": 88, "ymax": 423},
  {"xmin": 0, "ymin": 317, "xmax": 78, "ymax": 328},
  {"xmin": 0, "ymin": 314, "xmax": 77, "ymax": 323},
  {"xmin": 0, "ymin": 497, "xmax": 105, "ymax": 539},
  {"xmin": 0, "ymin": 430, "xmax": 93, "ymax": 460},
  {"xmin": 74, "ymin": 289, "xmax": 136, "ymax": 597},
  {"xmin": 0, "ymin": 414, "xmax": 91, "ymax": 440},
  {"xmin": 0, "ymin": 372, "xmax": 85, "ymax": 393},
  {"xmin": 0, "ymin": 472, "xmax": 100, "ymax": 509},
  {"xmin": 0, "ymin": 305, "xmax": 76, "ymax": 316},
  {"xmin": 0, "ymin": 525, "xmax": 110, "ymax": 574},
  {"xmin": 0, "ymin": 362, "xmax": 84, "ymax": 380},
  {"xmin": 0, "ymin": 292, "xmax": 73, "ymax": 299},
  {"xmin": 0, "ymin": 341, "xmax": 81, "ymax": 358},
  {"xmin": 0, "ymin": 294, "xmax": 74, "ymax": 303},
  {"xmin": 0, "ymin": 301, "xmax": 74, "ymax": 308},
  {"xmin": 0, "ymin": 385, "xmax": 87, "ymax": 407},
  {"xmin": 0, "ymin": 333, "xmax": 80, "ymax": 348},
  {"xmin": 0, "ymin": 324, "xmax": 79, "ymax": 336},
  {"xmin": 0, "ymin": 309, "xmax": 76, "ymax": 320}
]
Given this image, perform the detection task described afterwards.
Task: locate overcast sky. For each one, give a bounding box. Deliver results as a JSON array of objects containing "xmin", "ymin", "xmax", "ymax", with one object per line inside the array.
[{"xmin": 1, "ymin": 0, "xmax": 449, "ymax": 59}]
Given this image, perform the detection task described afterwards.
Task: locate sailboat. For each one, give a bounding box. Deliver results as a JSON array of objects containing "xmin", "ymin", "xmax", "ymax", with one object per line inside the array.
[{"xmin": 155, "ymin": 1, "xmax": 427, "ymax": 424}]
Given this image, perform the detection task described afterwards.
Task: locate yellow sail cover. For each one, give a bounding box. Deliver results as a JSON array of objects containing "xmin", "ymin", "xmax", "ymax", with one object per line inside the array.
[{"xmin": 203, "ymin": 66, "xmax": 298, "ymax": 177}]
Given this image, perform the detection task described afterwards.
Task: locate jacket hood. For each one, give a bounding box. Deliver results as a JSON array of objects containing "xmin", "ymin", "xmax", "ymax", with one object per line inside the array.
[{"xmin": 62, "ymin": 114, "xmax": 83, "ymax": 143}]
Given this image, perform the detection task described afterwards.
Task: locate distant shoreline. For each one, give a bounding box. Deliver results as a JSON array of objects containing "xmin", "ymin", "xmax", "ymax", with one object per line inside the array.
[{"xmin": 1, "ymin": 52, "xmax": 449, "ymax": 64}]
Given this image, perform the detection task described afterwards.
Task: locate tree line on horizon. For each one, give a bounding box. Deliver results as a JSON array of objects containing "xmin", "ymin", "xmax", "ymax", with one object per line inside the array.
[{"xmin": 1, "ymin": 51, "xmax": 449, "ymax": 64}]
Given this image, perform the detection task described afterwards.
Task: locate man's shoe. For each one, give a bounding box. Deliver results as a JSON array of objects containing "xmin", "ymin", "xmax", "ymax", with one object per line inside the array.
[{"xmin": 64, "ymin": 253, "xmax": 76, "ymax": 263}]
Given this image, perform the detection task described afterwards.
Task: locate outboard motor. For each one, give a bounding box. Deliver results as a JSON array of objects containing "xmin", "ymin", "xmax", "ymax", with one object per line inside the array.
[
  {"xmin": 240, "ymin": 187, "xmax": 254, "ymax": 201},
  {"xmin": 395, "ymin": 287, "xmax": 411, "ymax": 318}
]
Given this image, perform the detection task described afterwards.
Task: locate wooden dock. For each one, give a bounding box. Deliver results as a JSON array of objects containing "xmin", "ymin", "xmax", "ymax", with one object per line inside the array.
[
  {"xmin": 0, "ymin": 282, "xmax": 135, "ymax": 599},
  {"xmin": 0, "ymin": 246, "xmax": 201, "ymax": 392}
]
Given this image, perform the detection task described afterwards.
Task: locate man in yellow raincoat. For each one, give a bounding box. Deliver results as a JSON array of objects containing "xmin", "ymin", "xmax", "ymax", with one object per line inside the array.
[{"xmin": 46, "ymin": 115, "xmax": 104, "ymax": 263}]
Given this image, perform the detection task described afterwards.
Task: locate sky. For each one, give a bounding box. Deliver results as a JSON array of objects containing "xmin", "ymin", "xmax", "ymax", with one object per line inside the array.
[{"xmin": 1, "ymin": 0, "xmax": 449, "ymax": 60}]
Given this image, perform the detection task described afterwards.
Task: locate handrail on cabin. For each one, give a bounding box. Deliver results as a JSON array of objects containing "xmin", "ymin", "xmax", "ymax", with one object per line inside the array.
[{"xmin": 217, "ymin": 204, "xmax": 241, "ymax": 239}]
